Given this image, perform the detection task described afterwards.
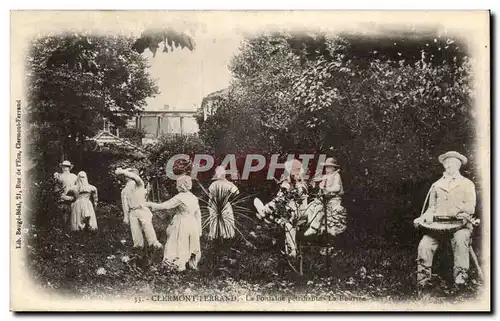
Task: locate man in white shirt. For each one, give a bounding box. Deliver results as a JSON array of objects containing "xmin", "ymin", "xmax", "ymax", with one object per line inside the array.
[
  {"xmin": 54, "ymin": 160, "xmax": 77, "ymax": 225},
  {"xmin": 414, "ymin": 151, "xmax": 477, "ymax": 287},
  {"xmin": 116, "ymin": 167, "xmax": 163, "ymax": 251}
]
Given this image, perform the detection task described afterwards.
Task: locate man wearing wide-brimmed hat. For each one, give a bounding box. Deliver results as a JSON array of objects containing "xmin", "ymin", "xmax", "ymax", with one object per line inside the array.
[
  {"xmin": 54, "ymin": 161, "xmax": 77, "ymax": 194},
  {"xmin": 414, "ymin": 151, "xmax": 477, "ymax": 287},
  {"xmin": 54, "ymin": 160, "xmax": 78, "ymax": 225}
]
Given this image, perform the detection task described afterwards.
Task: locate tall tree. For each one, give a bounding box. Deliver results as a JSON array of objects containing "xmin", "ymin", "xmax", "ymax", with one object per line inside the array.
[
  {"xmin": 197, "ymin": 31, "xmax": 475, "ymax": 239},
  {"xmin": 26, "ymin": 34, "xmax": 160, "ymax": 171}
]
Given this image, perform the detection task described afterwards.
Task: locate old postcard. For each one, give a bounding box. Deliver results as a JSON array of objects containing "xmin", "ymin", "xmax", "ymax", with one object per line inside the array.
[{"xmin": 10, "ymin": 10, "xmax": 490, "ymax": 311}]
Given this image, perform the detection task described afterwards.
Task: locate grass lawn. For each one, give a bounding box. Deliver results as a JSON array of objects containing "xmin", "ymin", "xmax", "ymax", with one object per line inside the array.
[{"xmin": 25, "ymin": 202, "xmax": 483, "ymax": 305}]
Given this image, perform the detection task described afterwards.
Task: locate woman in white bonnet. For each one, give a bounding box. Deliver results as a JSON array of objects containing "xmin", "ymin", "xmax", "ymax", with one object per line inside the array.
[
  {"xmin": 207, "ymin": 166, "xmax": 240, "ymax": 239},
  {"xmin": 303, "ymin": 157, "xmax": 347, "ymax": 237},
  {"xmin": 66, "ymin": 171, "xmax": 98, "ymax": 231},
  {"xmin": 146, "ymin": 175, "xmax": 202, "ymax": 272}
]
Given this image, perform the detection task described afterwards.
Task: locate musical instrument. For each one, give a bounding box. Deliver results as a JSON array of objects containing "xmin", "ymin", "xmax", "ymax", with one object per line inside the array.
[
  {"xmin": 419, "ymin": 215, "xmax": 467, "ymax": 233},
  {"xmin": 417, "ymin": 184, "xmax": 468, "ymax": 234},
  {"xmin": 415, "ymin": 182, "xmax": 483, "ymax": 280}
]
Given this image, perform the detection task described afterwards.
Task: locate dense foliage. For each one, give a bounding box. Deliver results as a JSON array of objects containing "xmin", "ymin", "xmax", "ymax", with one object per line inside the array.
[
  {"xmin": 26, "ymin": 204, "xmax": 482, "ymax": 302},
  {"xmin": 24, "ymin": 30, "xmax": 484, "ymax": 303},
  {"xmin": 26, "ymin": 34, "xmax": 159, "ymax": 173},
  {"xmin": 199, "ymin": 32, "xmax": 478, "ymax": 243},
  {"xmin": 119, "ymin": 127, "xmax": 147, "ymax": 146},
  {"xmin": 132, "ymin": 28, "xmax": 195, "ymax": 57}
]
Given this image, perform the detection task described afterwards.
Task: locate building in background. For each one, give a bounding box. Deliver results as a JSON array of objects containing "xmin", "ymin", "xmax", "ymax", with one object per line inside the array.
[
  {"xmin": 128, "ymin": 105, "xmax": 199, "ymax": 144},
  {"xmin": 88, "ymin": 118, "xmax": 143, "ymax": 152},
  {"xmin": 200, "ymin": 88, "xmax": 229, "ymax": 121}
]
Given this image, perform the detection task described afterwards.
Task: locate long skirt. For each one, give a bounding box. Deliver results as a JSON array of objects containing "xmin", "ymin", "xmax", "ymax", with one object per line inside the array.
[
  {"xmin": 305, "ymin": 197, "xmax": 347, "ymax": 236},
  {"xmin": 70, "ymin": 198, "xmax": 98, "ymax": 231},
  {"xmin": 164, "ymin": 213, "xmax": 201, "ymax": 271},
  {"xmin": 208, "ymin": 203, "xmax": 235, "ymax": 239}
]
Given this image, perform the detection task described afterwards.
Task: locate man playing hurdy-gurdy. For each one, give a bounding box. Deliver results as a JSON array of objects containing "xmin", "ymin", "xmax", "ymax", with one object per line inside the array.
[{"xmin": 414, "ymin": 151, "xmax": 477, "ymax": 287}]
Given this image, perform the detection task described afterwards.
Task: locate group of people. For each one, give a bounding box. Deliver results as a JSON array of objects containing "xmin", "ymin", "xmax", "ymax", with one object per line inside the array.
[
  {"xmin": 54, "ymin": 161, "xmax": 99, "ymax": 232},
  {"xmin": 253, "ymin": 157, "xmax": 348, "ymax": 258},
  {"xmin": 54, "ymin": 161, "xmax": 241, "ymax": 272},
  {"xmin": 53, "ymin": 157, "xmax": 347, "ymax": 272},
  {"xmin": 117, "ymin": 165, "xmax": 246, "ymax": 271},
  {"xmin": 53, "ymin": 150, "xmax": 480, "ymax": 288}
]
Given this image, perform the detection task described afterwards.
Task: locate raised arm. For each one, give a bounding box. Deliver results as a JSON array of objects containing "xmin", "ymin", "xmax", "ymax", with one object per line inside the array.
[
  {"xmin": 121, "ymin": 188, "xmax": 130, "ymax": 224},
  {"xmin": 115, "ymin": 168, "xmax": 144, "ymax": 187}
]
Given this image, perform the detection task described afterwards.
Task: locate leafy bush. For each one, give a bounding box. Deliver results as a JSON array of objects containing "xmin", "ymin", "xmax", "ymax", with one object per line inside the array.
[
  {"xmin": 144, "ymin": 133, "xmax": 208, "ymax": 198},
  {"xmin": 119, "ymin": 127, "xmax": 147, "ymax": 146},
  {"xmin": 26, "ymin": 203, "xmax": 483, "ymax": 301},
  {"xmin": 199, "ymin": 32, "xmax": 479, "ymax": 243}
]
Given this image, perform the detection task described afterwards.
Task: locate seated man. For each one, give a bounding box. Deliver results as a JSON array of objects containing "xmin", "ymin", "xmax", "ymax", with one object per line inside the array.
[{"xmin": 413, "ymin": 151, "xmax": 477, "ymax": 287}]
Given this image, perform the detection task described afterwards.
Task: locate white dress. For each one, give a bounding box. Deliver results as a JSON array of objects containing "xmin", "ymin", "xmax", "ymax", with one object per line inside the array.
[
  {"xmin": 68, "ymin": 186, "xmax": 98, "ymax": 231},
  {"xmin": 305, "ymin": 171, "xmax": 347, "ymax": 236},
  {"xmin": 159, "ymin": 192, "xmax": 202, "ymax": 271},
  {"xmin": 207, "ymin": 180, "xmax": 239, "ymax": 239}
]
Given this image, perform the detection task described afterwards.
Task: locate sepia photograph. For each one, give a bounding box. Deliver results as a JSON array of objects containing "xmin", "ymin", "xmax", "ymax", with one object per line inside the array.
[{"xmin": 9, "ymin": 10, "xmax": 490, "ymax": 311}]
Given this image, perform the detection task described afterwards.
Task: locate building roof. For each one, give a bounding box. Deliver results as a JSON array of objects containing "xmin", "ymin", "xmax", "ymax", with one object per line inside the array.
[
  {"xmin": 205, "ymin": 88, "xmax": 230, "ymax": 99},
  {"xmin": 142, "ymin": 104, "xmax": 197, "ymax": 114},
  {"xmin": 140, "ymin": 110, "xmax": 197, "ymax": 115},
  {"xmin": 89, "ymin": 130, "xmax": 143, "ymax": 152},
  {"xmin": 201, "ymin": 88, "xmax": 230, "ymax": 107}
]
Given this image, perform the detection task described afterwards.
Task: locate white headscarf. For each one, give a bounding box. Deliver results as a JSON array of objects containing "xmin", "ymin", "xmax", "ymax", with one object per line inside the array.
[
  {"xmin": 176, "ymin": 175, "xmax": 193, "ymax": 193},
  {"xmin": 214, "ymin": 166, "xmax": 226, "ymax": 180},
  {"xmin": 75, "ymin": 171, "xmax": 92, "ymax": 193},
  {"xmin": 282, "ymin": 159, "xmax": 305, "ymax": 181}
]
